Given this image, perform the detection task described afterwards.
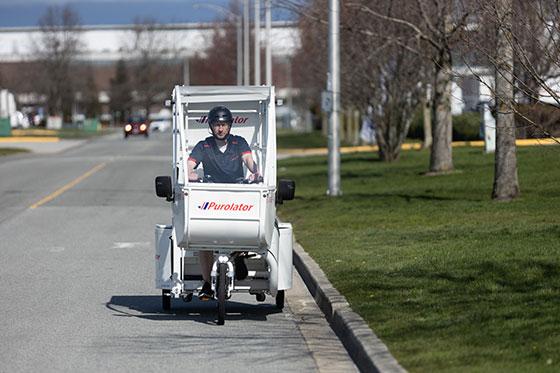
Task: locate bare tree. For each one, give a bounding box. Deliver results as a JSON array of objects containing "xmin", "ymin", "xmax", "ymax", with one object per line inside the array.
[
  {"xmin": 511, "ymin": 1, "xmax": 560, "ymax": 104},
  {"xmin": 289, "ymin": 0, "xmax": 428, "ymax": 160},
  {"xmin": 109, "ymin": 59, "xmax": 132, "ymax": 123},
  {"xmin": 82, "ymin": 65, "xmax": 100, "ymax": 119},
  {"xmin": 34, "ymin": 5, "xmax": 82, "ymax": 121},
  {"xmin": 492, "ymin": 0, "xmax": 520, "ymax": 200},
  {"xmin": 190, "ymin": 17, "xmax": 240, "ymax": 85},
  {"xmin": 460, "ymin": 0, "xmax": 560, "ymax": 200},
  {"xmin": 287, "ymin": 0, "xmax": 471, "ymax": 169},
  {"xmin": 126, "ymin": 18, "xmax": 169, "ymax": 117},
  {"xmin": 345, "ymin": 1, "xmax": 472, "ymax": 173},
  {"xmin": 291, "ymin": 2, "xmax": 327, "ymax": 103},
  {"xmin": 369, "ymin": 47, "xmax": 424, "ymax": 161},
  {"xmin": 342, "ymin": 2, "xmax": 427, "ymax": 161},
  {"xmin": 421, "ymin": 85, "xmax": 433, "ymax": 149}
]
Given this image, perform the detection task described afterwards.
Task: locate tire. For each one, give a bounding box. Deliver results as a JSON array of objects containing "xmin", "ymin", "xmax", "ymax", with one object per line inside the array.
[
  {"xmin": 275, "ymin": 290, "xmax": 285, "ymax": 310},
  {"xmin": 217, "ymin": 263, "xmax": 227, "ymax": 325},
  {"xmin": 162, "ymin": 289, "xmax": 171, "ymax": 311}
]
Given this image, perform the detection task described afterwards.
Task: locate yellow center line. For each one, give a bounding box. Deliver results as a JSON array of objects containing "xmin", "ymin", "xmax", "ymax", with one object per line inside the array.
[{"xmin": 29, "ymin": 162, "xmax": 108, "ymax": 209}]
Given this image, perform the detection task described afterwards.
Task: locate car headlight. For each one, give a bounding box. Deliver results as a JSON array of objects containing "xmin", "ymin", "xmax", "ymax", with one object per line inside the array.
[
  {"xmin": 125, "ymin": 124, "xmax": 132, "ymax": 132},
  {"xmin": 140, "ymin": 124, "xmax": 147, "ymax": 131}
]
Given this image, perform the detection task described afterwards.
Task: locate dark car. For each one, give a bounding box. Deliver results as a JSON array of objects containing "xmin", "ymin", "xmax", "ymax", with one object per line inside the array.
[{"xmin": 124, "ymin": 116, "xmax": 149, "ymax": 138}]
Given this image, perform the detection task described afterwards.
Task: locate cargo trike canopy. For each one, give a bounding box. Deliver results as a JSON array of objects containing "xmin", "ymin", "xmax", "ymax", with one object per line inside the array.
[{"xmin": 171, "ymin": 85, "xmax": 277, "ymax": 187}]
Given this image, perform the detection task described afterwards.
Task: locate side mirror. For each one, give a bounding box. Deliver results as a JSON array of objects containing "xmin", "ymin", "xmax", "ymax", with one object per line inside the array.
[
  {"xmin": 276, "ymin": 179, "xmax": 295, "ymax": 204},
  {"xmin": 164, "ymin": 99, "xmax": 173, "ymax": 108},
  {"xmin": 155, "ymin": 176, "xmax": 173, "ymax": 201}
]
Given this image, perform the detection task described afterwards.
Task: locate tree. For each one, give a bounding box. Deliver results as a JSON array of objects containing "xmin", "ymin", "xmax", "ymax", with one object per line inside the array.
[
  {"xmin": 353, "ymin": 0, "xmax": 472, "ymax": 173},
  {"xmin": 286, "ymin": 0, "xmax": 470, "ymax": 167},
  {"xmin": 109, "ymin": 59, "xmax": 132, "ymax": 123},
  {"xmin": 291, "ymin": 2, "xmax": 328, "ymax": 112},
  {"xmin": 127, "ymin": 18, "xmax": 169, "ymax": 117},
  {"xmin": 82, "ymin": 66, "xmax": 100, "ymax": 119},
  {"xmin": 190, "ymin": 18, "xmax": 239, "ymax": 85},
  {"xmin": 341, "ymin": 2, "xmax": 427, "ymax": 161},
  {"xmin": 289, "ymin": 0, "xmax": 428, "ymax": 161},
  {"xmin": 189, "ymin": 1, "xmax": 245, "ymax": 86},
  {"xmin": 460, "ymin": 0, "xmax": 560, "ymax": 200},
  {"xmin": 492, "ymin": 0, "xmax": 519, "ymax": 200},
  {"xmin": 34, "ymin": 5, "xmax": 82, "ymax": 122}
]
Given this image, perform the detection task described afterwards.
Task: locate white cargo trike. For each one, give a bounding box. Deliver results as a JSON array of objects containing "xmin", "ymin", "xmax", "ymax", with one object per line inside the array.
[{"xmin": 154, "ymin": 86, "xmax": 295, "ymax": 325}]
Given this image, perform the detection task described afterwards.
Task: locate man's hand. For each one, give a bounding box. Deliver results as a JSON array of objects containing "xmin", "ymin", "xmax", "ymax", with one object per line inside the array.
[
  {"xmin": 188, "ymin": 172, "xmax": 200, "ymax": 182},
  {"xmin": 187, "ymin": 159, "xmax": 200, "ymax": 182},
  {"xmin": 249, "ymin": 171, "xmax": 262, "ymax": 183}
]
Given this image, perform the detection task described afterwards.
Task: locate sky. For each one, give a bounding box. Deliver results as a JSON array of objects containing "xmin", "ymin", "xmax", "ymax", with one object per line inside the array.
[{"xmin": 0, "ymin": 0, "xmax": 293, "ymax": 27}]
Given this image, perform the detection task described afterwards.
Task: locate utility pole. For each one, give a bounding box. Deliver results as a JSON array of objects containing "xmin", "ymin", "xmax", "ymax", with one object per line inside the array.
[
  {"xmin": 243, "ymin": 0, "xmax": 250, "ymax": 86},
  {"xmin": 254, "ymin": 0, "xmax": 261, "ymax": 85},
  {"xmin": 327, "ymin": 0, "xmax": 341, "ymax": 196},
  {"xmin": 265, "ymin": 0, "xmax": 272, "ymax": 85}
]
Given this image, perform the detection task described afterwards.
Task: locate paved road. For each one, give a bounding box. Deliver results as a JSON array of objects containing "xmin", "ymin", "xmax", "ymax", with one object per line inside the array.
[{"xmin": 0, "ymin": 132, "xmax": 356, "ymax": 372}]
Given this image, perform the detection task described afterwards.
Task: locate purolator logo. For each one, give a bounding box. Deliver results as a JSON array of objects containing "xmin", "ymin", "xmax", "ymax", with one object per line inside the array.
[
  {"xmin": 198, "ymin": 201, "xmax": 254, "ymax": 211},
  {"xmin": 196, "ymin": 115, "xmax": 249, "ymax": 124}
]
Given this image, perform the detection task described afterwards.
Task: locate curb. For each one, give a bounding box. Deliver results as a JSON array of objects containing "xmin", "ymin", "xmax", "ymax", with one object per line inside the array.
[{"xmin": 293, "ymin": 242, "xmax": 407, "ymax": 373}]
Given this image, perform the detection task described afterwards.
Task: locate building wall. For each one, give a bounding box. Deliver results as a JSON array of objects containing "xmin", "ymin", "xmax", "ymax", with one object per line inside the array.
[{"xmin": 0, "ymin": 22, "xmax": 300, "ymax": 63}]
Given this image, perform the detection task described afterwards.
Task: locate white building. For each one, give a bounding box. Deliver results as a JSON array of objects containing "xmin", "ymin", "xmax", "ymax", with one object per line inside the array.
[{"xmin": 0, "ymin": 22, "xmax": 300, "ymax": 63}]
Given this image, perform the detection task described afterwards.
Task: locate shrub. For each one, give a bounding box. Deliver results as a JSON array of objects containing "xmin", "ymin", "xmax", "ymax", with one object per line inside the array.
[
  {"xmin": 515, "ymin": 102, "xmax": 560, "ymax": 138},
  {"xmin": 408, "ymin": 109, "xmax": 481, "ymax": 141},
  {"xmin": 452, "ymin": 112, "xmax": 481, "ymax": 141}
]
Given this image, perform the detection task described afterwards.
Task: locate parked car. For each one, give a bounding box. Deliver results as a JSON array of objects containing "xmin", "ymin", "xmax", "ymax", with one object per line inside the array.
[
  {"xmin": 150, "ymin": 119, "xmax": 171, "ymax": 133},
  {"xmin": 124, "ymin": 116, "xmax": 149, "ymax": 138}
]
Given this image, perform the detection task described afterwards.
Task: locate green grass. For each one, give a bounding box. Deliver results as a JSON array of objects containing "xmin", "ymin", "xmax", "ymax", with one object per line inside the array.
[
  {"xmin": 277, "ymin": 130, "xmax": 329, "ymax": 149},
  {"xmin": 277, "ymin": 145, "xmax": 560, "ymax": 372},
  {"xmin": 277, "ymin": 129, "xmax": 357, "ymax": 149},
  {"xmin": 0, "ymin": 148, "xmax": 29, "ymax": 156}
]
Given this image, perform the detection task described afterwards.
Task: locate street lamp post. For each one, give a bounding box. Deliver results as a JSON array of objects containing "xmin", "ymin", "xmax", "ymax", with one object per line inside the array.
[
  {"xmin": 243, "ymin": 0, "xmax": 250, "ymax": 86},
  {"xmin": 265, "ymin": 0, "xmax": 272, "ymax": 85},
  {"xmin": 254, "ymin": 0, "xmax": 261, "ymax": 85},
  {"xmin": 327, "ymin": 0, "xmax": 341, "ymax": 196}
]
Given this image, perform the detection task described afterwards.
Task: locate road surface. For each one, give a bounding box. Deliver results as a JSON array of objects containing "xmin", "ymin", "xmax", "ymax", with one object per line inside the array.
[{"xmin": 0, "ymin": 131, "xmax": 356, "ymax": 372}]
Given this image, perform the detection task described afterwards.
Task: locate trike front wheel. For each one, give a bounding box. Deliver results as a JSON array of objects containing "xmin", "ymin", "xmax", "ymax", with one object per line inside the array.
[
  {"xmin": 162, "ymin": 289, "xmax": 171, "ymax": 311},
  {"xmin": 276, "ymin": 290, "xmax": 285, "ymax": 310},
  {"xmin": 217, "ymin": 263, "xmax": 227, "ymax": 325}
]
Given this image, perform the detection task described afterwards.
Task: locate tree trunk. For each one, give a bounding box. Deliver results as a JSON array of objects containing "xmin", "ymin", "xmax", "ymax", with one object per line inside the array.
[
  {"xmin": 429, "ymin": 51, "xmax": 453, "ymax": 173},
  {"xmin": 493, "ymin": 0, "xmax": 520, "ymax": 200},
  {"xmin": 422, "ymin": 84, "xmax": 432, "ymax": 149}
]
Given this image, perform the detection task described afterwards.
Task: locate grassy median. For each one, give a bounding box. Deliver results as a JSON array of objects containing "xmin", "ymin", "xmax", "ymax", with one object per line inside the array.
[
  {"xmin": 11, "ymin": 127, "xmax": 115, "ymax": 139},
  {"xmin": 0, "ymin": 148, "xmax": 29, "ymax": 156},
  {"xmin": 277, "ymin": 145, "xmax": 560, "ymax": 372}
]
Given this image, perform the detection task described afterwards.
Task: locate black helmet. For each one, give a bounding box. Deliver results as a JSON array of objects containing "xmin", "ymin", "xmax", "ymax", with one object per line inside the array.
[{"xmin": 208, "ymin": 106, "xmax": 233, "ymax": 126}]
